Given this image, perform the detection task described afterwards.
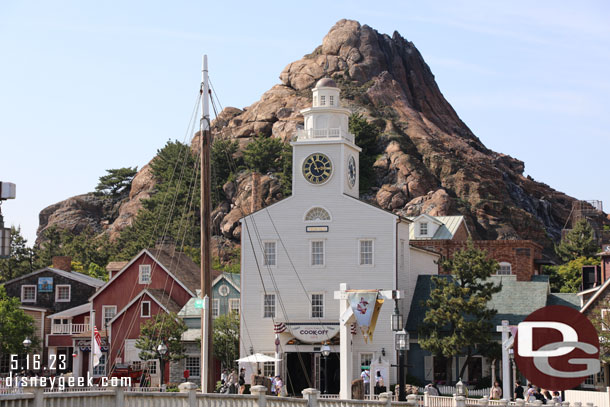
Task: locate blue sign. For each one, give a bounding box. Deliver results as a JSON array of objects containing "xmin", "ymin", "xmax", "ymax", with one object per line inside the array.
[{"xmin": 38, "ymin": 277, "xmax": 53, "ymax": 292}]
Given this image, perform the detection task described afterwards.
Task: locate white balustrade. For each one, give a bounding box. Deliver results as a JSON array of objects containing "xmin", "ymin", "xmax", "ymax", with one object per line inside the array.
[{"xmin": 51, "ymin": 323, "xmax": 90, "ymax": 334}]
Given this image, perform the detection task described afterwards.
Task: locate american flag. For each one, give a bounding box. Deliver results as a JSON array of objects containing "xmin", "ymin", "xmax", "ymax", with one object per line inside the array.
[
  {"xmin": 273, "ymin": 323, "xmax": 286, "ymax": 334},
  {"xmin": 93, "ymin": 326, "xmax": 102, "ymax": 367}
]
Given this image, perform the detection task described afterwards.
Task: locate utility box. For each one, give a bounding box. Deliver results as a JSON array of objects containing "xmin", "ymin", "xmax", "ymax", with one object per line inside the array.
[{"xmin": 0, "ymin": 182, "xmax": 16, "ymax": 200}]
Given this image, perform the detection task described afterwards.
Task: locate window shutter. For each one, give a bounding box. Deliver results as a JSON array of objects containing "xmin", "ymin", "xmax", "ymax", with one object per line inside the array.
[{"xmin": 424, "ymin": 356, "xmax": 433, "ymax": 381}]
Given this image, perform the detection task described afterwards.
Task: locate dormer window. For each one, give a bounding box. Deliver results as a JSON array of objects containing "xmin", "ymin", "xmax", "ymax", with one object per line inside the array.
[
  {"xmin": 139, "ymin": 264, "xmax": 152, "ymax": 284},
  {"xmin": 320, "ymin": 95, "xmax": 326, "ymax": 106},
  {"xmin": 419, "ymin": 222, "xmax": 428, "ymax": 236},
  {"xmin": 329, "ymin": 95, "xmax": 334, "ymax": 106}
]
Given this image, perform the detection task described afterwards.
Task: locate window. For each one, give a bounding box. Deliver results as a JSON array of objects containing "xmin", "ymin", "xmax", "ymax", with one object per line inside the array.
[
  {"xmin": 433, "ymin": 356, "xmax": 450, "ymax": 382},
  {"xmin": 55, "ymin": 285, "xmax": 71, "ymax": 302},
  {"xmin": 229, "ymin": 299, "xmax": 240, "ymax": 315},
  {"xmin": 359, "ymin": 240, "xmax": 373, "ymax": 265},
  {"xmin": 311, "ymin": 293, "xmax": 324, "ymax": 318},
  {"xmin": 497, "ymin": 262, "xmax": 512, "ymax": 275},
  {"xmin": 212, "ymin": 299, "xmax": 219, "ymax": 318},
  {"xmin": 139, "ymin": 264, "xmax": 151, "ymax": 284},
  {"xmin": 141, "ymin": 301, "xmax": 151, "ymax": 318},
  {"xmin": 602, "ymin": 309, "xmax": 610, "ymax": 331},
  {"xmin": 360, "ymin": 353, "xmax": 373, "ymax": 369},
  {"xmin": 311, "ymin": 241, "xmax": 325, "ymax": 266},
  {"xmin": 263, "ymin": 353, "xmax": 275, "ymax": 377},
  {"xmin": 305, "ymin": 207, "xmax": 330, "ymax": 221},
  {"xmin": 419, "ymin": 222, "xmax": 428, "ymax": 236},
  {"xmin": 21, "ymin": 285, "xmax": 36, "ymax": 303},
  {"xmin": 264, "ymin": 242, "xmax": 276, "ymax": 266},
  {"xmin": 329, "ymin": 95, "xmax": 334, "ymax": 106},
  {"xmin": 263, "ymin": 294, "xmax": 276, "ymax": 318},
  {"xmin": 185, "ymin": 356, "xmax": 200, "ymax": 377},
  {"xmin": 93, "ymin": 353, "xmax": 106, "ymax": 376},
  {"xmin": 103, "ymin": 306, "xmax": 117, "ymax": 327},
  {"xmin": 146, "ymin": 360, "xmax": 157, "ymax": 375},
  {"xmin": 320, "ymin": 95, "xmax": 326, "ymax": 106}
]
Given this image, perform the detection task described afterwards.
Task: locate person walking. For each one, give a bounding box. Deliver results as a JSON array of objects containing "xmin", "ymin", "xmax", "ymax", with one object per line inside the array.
[
  {"xmin": 361, "ymin": 368, "xmax": 371, "ymax": 395},
  {"xmin": 374, "ymin": 371, "xmax": 385, "ymax": 394}
]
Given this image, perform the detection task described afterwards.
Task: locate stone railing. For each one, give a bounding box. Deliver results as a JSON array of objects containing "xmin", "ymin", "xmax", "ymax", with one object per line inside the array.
[{"xmin": 0, "ymin": 383, "xmax": 602, "ymax": 407}]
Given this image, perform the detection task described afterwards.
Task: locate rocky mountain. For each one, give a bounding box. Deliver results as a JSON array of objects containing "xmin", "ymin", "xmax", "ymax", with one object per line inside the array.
[{"xmin": 37, "ymin": 19, "xmax": 605, "ymax": 253}]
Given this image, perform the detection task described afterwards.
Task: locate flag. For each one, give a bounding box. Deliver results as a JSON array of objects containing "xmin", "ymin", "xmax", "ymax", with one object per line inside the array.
[
  {"xmin": 273, "ymin": 323, "xmax": 286, "ymax": 334},
  {"xmin": 349, "ymin": 291, "xmax": 379, "ymax": 343},
  {"xmin": 93, "ymin": 326, "xmax": 102, "ymax": 367}
]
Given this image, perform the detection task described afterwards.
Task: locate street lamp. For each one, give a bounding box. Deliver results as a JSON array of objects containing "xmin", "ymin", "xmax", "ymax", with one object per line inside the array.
[
  {"xmin": 321, "ymin": 344, "xmax": 331, "ymax": 394},
  {"xmin": 157, "ymin": 343, "xmax": 168, "ymax": 387},
  {"xmin": 395, "ymin": 329, "xmax": 409, "ymax": 402},
  {"xmin": 455, "ymin": 378, "xmax": 466, "ymax": 397},
  {"xmin": 23, "ymin": 338, "xmax": 32, "ymax": 349},
  {"xmin": 391, "ymin": 304, "xmax": 403, "ymax": 332}
]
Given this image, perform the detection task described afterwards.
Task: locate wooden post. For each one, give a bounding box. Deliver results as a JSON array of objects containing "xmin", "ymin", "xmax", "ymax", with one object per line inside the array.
[{"xmin": 200, "ymin": 55, "xmax": 214, "ymax": 393}]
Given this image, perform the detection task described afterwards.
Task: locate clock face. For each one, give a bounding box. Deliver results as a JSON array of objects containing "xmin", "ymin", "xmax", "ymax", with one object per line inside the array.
[
  {"xmin": 347, "ymin": 155, "xmax": 356, "ymax": 188},
  {"xmin": 302, "ymin": 153, "xmax": 332, "ymax": 184}
]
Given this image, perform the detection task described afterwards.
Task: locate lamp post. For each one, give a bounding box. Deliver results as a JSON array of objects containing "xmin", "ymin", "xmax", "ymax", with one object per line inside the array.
[
  {"xmin": 157, "ymin": 343, "xmax": 168, "ymax": 387},
  {"xmin": 321, "ymin": 344, "xmax": 331, "ymax": 394},
  {"xmin": 395, "ymin": 329, "xmax": 408, "ymax": 402},
  {"xmin": 455, "ymin": 378, "xmax": 466, "ymax": 397},
  {"xmin": 23, "ymin": 338, "xmax": 32, "ymax": 349},
  {"xmin": 391, "ymin": 304, "xmax": 403, "ymax": 332}
]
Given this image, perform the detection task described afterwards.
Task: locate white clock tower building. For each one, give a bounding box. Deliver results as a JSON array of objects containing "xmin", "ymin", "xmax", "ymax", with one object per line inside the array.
[
  {"xmin": 292, "ymin": 78, "xmax": 361, "ymax": 199},
  {"xmin": 238, "ymin": 78, "xmax": 438, "ymax": 397}
]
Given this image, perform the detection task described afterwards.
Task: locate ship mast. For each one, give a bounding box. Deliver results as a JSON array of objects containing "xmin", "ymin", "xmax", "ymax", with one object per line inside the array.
[{"xmin": 200, "ymin": 55, "xmax": 214, "ymax": 392}]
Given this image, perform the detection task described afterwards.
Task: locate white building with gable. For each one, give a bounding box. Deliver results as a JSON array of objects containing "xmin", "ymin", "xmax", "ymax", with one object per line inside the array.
[{"xmin": 239, "ymin": 78, "xmax": 438, "ymax": 396}]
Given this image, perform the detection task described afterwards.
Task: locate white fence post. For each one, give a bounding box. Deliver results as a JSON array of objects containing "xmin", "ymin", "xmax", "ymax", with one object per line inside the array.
[
  {"xmin": 28, "ymin": 377, "xmax": 44, "ymax": 407},
  {"xmin": 499, "ymin": 399, "xmax": 509, "ymax": 407},
  {"xmin": 586, "ymin": 403, "xmax": 594, "ymax": 407},
  {"xmin": 455, "ymin": 395, "xmax": 466, "ymax": 407},
  {"xmin": 379, "ymin": 391, "xmax": 394, "ymax": 407},
  {"xmin": 252, "ymin": 385, "xmax": 269, "ymax": 407},
  {"xmin": 574, "ymin": 402, "xmax": 582, "ymax": 407},
  {"xmin": 179, "ymin": 382, "xmax": 198, "ymax": 407},
  {"xmin": 302, "ymin": 388, "xmax": 320, "ymax": 407},
  {"xmin": 515, "ymin": 399, "xmax": 525, "ymax": 407},
  {"xmin": 424, "ymin": 391, "xmax": 429, "ymax": 407},
  {"xmin": 481, "ymin": 396, "xmax": 490, "ymax": 407},
  {"xmin": 115, "ymin": 385, "xmax": 125, "ymax": 407},
  {"xmin": 407, "ymin": 394, "xmax": 419, "ymax": 407},
  {"xmin": 561, "ymin": 402, "xmax": 569, "ymax": 407}
]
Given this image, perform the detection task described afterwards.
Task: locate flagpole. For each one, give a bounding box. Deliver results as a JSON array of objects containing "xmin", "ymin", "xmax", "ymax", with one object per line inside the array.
[{"xmin": 90, "ymin": 309, "xmax": 95, "ymax": 381}]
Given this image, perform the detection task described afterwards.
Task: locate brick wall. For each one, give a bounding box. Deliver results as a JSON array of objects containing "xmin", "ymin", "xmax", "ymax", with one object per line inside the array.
[{"xmin": 410, "ymin": 240, "xmax": 543, "ymax": 281}]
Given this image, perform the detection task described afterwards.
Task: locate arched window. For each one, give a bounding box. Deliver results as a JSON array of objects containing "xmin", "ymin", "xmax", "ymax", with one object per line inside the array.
[
  {"xmin": 497, "ymin": 262, "xmax": 512, "ymax": 275},
  {"xmin": 305, "ymin": 207, "xmax": 331, "ymax": 221}
]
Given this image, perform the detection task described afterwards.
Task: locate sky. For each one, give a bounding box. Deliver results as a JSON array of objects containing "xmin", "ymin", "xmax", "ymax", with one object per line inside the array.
[{"xmin": 0, "ymin": 1, "xmax": 608, "ymax": 244}]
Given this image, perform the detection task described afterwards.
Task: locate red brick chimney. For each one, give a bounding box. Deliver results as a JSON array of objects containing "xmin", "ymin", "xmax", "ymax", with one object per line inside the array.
[{"xmin": 52, "ymin": 256, "xmax": 72, "ymax": 272}]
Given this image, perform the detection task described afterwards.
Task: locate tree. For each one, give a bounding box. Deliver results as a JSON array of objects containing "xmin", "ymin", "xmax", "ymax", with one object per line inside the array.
[
  {"xmin": 213, "ymin": 313, "xmax": 239, "ymax": 370},
  {"xmin": 34, "ymin": 226, "xmax": 64, "ymax": 269},
  {"xmin": 211, "ymin": 138, "xmax": 240, "ymax": 205},
  {"xmin": 95, "ymin": 167, "xmax": 138, "ymax": 198},
  {"xmin": 544, "ymin": 256, "xmax": 600, "ymax": 293},
  {"xmin": 243, "ymin": 135, "xmax": 284, "ymax": 174},
  {"xmin": 0, "ymin": 285, "xmax": 38, "ymax": 354},
  {"xmin": 419, "ymin": 241, "xmax": 502, "ymax": 380},
  {"xmin": 349, "ymin": 114, "xmax": 380, "ymax": 193},
  {"xmin": 135, "ymin": 312, "xmax": 187, "ymax": 384},
  {"xmin": 556, "ymin": 219, "xmax": 599, "ymax": 262},
  {"xmin": 0, "ymin": 227, "xmax": 34, "ymax": 283},
  {"xmin": 592, "ymin": 300, "xmax": 610, "ymax": 364}
]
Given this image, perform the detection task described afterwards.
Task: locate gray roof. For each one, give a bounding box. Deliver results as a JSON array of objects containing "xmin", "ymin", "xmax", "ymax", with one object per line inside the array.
[
  {"xmin": 3, "ymin": 267, "xmax": 105, "ymax": 287},
  {"xmin": 406, "ymin": 274, "xmax": 577, "ymax": 332},
  {"xmin": 316, "ymin": 78, "xmax": 337, "ymax": 88},
  {"xmin": 179, "ymin": 273, "xmax": 240, "ymax": 317},
  {"xmin": 407, "ymin": 215, "xmax": 465, "ymax": 240}
]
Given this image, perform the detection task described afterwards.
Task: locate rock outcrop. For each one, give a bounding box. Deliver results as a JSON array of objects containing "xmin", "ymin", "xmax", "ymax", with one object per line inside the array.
[{"xmin": 38, "ymin": 19, "xmax": 606, "ymax": 254}]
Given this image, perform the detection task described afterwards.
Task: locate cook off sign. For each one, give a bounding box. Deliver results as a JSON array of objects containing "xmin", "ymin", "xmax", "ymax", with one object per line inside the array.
[{"xmin": 288, "ymin": 324, "xmax": 339, "ymax": 343}]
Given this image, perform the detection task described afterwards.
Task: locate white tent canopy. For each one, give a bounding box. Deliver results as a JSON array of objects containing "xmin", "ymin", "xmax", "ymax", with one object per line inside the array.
[{"xmin": 236, "ymin": 353, "xmax": 281, "ymax": 363}]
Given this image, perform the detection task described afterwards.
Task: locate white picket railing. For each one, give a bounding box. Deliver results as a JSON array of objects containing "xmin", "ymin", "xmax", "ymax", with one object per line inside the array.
[
  {"xmin": 565, "ymin": 389, "xmax": 610, "ymax": 407},
  {"xmin": 50, "ymin": 323, "xmax": 90, "ymax": 334}
]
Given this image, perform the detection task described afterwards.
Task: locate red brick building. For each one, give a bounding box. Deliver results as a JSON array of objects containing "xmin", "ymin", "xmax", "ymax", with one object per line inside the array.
[{"xmin": 408, "ymin": 215, "xmax": 548, "ymax": 281}]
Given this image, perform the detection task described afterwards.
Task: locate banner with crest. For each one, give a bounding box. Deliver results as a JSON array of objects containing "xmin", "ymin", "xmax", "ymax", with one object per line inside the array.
[{"xmin": 348, "ymin": 290, "xmax": 384, "ymax": 343}]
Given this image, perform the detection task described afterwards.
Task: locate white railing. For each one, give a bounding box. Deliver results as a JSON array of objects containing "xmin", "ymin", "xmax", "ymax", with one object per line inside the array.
[
  {"xmin": 565, "ymin": 389, "xmax": 610, "ymax": 407},
  {"xmin": 51, "ymin": 323, "xmax": 90, "ymax": 334},
  {"xmin": 419, "ymin": 387, "xmax": 492, "ymax": 398},
  {"xmin": 295, "ymin": 128, "xmax": 355, "ymax": 143},
  {"xmin": 427, "ymin": 395, "xmax": 454, "ymax": 407}
]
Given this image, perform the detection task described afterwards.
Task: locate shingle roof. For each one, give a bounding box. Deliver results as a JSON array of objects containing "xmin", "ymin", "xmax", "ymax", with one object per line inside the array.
[
  {"xmin": 3, "ymin": 267, "xmax": 105, "ymax": 287},
  {"xmin": 146, "ymin": 288, "xmax": 182, "ymax": 314},
  {"xmin": 407, "ymin": 215, "xmax": 465, "ymax": 240},
  {"xmin": 406, "ymin": 274, "xmax": 576, "ymax": 332},
  {"xmin": 146, "ymin": 247, "xmax": 202, "ymax": 294}
]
